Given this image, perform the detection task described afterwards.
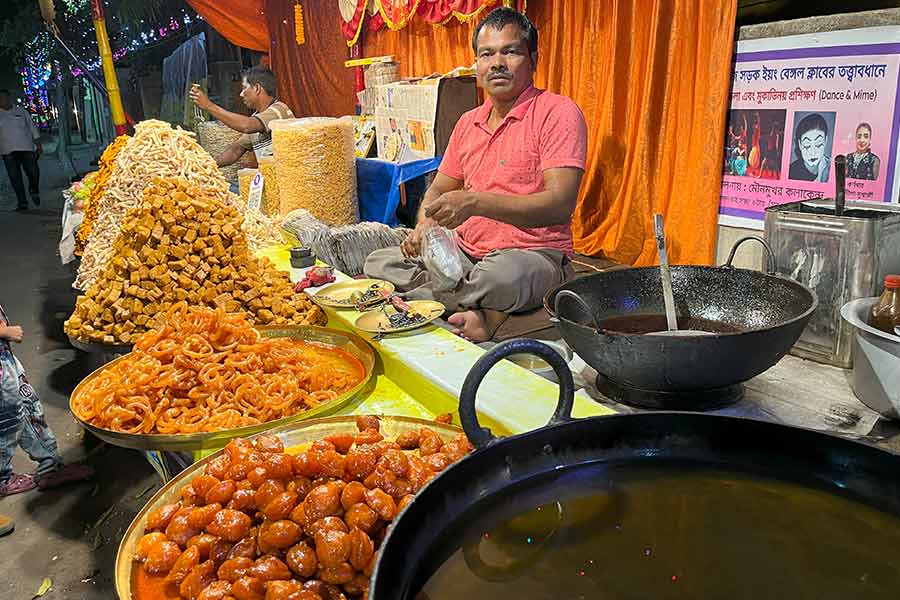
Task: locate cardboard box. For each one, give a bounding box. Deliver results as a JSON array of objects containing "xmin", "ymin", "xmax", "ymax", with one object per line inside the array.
[{"xmin": 371, "ymin": 76, "xmax": 478, "ymax": 162}]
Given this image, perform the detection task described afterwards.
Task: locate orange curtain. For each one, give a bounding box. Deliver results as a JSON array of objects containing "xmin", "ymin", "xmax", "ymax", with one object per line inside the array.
[
  {"xmin": 186, "ymin": 0, "xmax": 269, "ymax": 52},
  {"xmin": 265, "ymin": 0, "xmax": 357, "ymax": 117},
  {"xmin": 365, "ymin": 0, "xmax": 737, "ymax": 265},
  {"xmin": 366, "ymin": 15, "xmax": 476, "ymax": 76}
]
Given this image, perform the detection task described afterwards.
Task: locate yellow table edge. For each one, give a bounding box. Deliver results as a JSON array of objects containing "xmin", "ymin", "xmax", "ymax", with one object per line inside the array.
[{"xmin": 261, "ymin": 245, "xmax": 615, "ymax": 438}]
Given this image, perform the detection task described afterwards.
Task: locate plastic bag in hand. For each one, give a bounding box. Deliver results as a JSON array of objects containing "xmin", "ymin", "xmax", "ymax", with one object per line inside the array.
[{"xmin": 422, "ymin": 225, "xmax": 464, "ymax": 292}]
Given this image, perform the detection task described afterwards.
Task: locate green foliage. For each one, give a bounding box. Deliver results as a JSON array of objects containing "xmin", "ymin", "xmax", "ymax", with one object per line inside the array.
[
  {"xmin": 115, "ymin": 0, "xmax": 165, "ymax": 28},
  {"xmin": 0, "ymin": 0, "xmax": 43, "ymax": 61}
]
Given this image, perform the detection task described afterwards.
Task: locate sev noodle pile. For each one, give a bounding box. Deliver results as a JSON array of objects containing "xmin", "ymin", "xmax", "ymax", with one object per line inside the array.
[
  {"xmin": 271, "ymin": 117, "xmax": 358, "ymax": 225},
  {"xmin": 70, "ymin": 303, "xmax": 364, "ymax": 435},
  {"xmin": 238, "ymin": 203, "xmax": 283, "ymax": 246},
  {"xmin": 257, "ymin": 156, "xmax": 280, "ymax": 217},
  {"xmin": 75, "ymin": 135, "xmax": 130, "ymax": 255}
]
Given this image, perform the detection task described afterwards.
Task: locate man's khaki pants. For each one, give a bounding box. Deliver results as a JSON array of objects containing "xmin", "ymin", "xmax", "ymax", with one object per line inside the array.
[{"xmin": 364, "ymin": 246, "xmax": 572, "ymax": 313}]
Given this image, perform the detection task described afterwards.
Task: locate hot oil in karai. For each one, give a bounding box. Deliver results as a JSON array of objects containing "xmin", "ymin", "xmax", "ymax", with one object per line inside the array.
[
  {"xmin": 417, "ymin": 463, "xmax": 900, "ymax": 599},
  {"xmin": 596, "ymin": 314, "xmax": 745, "ymax": 334}
]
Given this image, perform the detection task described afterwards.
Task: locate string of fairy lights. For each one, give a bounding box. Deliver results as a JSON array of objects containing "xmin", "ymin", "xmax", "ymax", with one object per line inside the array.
[
  {"xmin": 62, "ymin": 0, "xmax": 89, "ymax": 14},
  {"xmin": 19, "ymin": 2, "xmax": 201, "ymax": 125},
  {"xmin": 19, "ymin": 32, "xmax": 62, "ymax": 127},
  {"xmin": 69, "ymin": 12, "xmax": 197, "ymax": 76}
]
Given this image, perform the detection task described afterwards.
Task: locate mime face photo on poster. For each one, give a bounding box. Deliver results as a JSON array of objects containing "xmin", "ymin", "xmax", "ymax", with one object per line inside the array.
[{"xmin": 788, "ymin": 111, "xmax": 836, "ymax": 183}]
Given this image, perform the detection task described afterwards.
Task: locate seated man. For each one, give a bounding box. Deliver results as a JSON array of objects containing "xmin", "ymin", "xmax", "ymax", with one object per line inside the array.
[
  {"xmin": 190, "ymin": 66, "xmax": 293, "ymax": 166},
  {"xmin": 365, "ymin": 7, "xmax": 588, "ymax": 342}
]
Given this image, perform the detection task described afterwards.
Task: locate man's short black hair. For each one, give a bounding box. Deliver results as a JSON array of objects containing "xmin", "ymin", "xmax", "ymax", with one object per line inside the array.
[
  {"xmin": 242, "ymin": 66, "xmax": 278, "ymax": 98},
  {"xmin": 472, "ymin": 7, "xmax": 538, "ymax": 55}
]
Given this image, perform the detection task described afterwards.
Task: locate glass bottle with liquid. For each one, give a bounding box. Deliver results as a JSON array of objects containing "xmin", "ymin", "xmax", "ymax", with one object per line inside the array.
[{"xmin": 870, "ymin": 275, "xmax": 900, "ymax": 334}]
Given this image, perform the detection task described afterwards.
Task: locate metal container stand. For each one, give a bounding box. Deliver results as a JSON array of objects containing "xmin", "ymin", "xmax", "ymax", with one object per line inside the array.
[{"xmin": 764, "ymin": 200, "xmax": 900, "ymax": 368}]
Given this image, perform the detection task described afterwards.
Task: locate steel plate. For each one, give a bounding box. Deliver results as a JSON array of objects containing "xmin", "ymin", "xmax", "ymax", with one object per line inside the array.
[
  {"xmin": 354, "ymin": 300, "xmax": 445, "ymax": 334},
  {"xmin": 68, "ymin": 335, "xmax": 133, "ymax": 355},
  {"xmin": 310, "ymin": 279, "xmax": 395, "ymax": 308}
]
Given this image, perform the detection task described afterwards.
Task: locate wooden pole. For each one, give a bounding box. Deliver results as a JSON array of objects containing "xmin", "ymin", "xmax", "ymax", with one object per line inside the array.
[{"xmin": 351, "ymin": 37, "xmax": 365, "ymax": 115}]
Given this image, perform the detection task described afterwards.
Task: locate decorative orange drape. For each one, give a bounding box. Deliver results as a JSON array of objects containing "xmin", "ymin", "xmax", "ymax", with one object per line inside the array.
[
  {"xmin": 265, "ymin": 0, "xmax": 357, "ymax": 117},
  {"xmin": 365, "ymin": 0, "xmax": 737, "ymax": 265},
  {"xmin": 365, "ymin": 16, "xmax": 476, "ymax": 74},
  {"xmin": 186, "ymin": 0, "xmax": 269, "ymax": 52}
]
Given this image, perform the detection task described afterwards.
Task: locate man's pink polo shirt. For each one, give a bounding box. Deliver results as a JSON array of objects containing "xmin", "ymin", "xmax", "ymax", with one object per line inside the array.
[{"xmin": 438, "ymin": 85, "xmax": 588, "ymax": 259}]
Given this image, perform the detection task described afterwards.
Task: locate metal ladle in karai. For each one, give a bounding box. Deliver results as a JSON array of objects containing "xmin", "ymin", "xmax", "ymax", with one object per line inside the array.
[{"xmin": 651, "ymin": 213, "xmax": 712, "ymax": 337}]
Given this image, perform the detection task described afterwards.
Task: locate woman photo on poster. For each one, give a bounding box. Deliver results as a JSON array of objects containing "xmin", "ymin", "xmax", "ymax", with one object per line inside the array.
[
  {"xmin": 847, "ymin": 122, "xmax": 880, "ymax": 180},
  {"xmin": 747, "ymin": 112, "xmax": 762, "ymax": 175},
  {"xmin": 723, "ymin": 109, "xmax": 785, "ymax": 179},
  {"xmin": 725, "ymin": 113, "xmax": 748, "ymax": 175},
  {"xmin": 759, "ymin": 121, "xmax": 783, "ymax": 179},
  {"xmin": 789, "ymin": 112, "xmax": 833, "ymax": 183}
]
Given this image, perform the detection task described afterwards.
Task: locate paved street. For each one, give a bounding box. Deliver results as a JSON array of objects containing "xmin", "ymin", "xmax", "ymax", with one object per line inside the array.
[{"xmin": 0, "ymin": 143, "xmax": 160, "ymax": 599}]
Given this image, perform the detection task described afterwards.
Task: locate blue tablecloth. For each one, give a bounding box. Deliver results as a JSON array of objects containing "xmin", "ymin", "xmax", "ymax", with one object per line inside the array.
[{"xmin": 356, "ymin": 156, "xmax": 442, "ymax": 225}]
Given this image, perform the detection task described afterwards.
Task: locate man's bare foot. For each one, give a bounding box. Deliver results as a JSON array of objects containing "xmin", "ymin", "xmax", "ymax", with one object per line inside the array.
[
  {"xmin": 448, "ymin": 310, "xmax": 490, "ymax": 342},
  {"xmin": 447, "ymin": 309, "xmax": 509, "ymax": 343}
]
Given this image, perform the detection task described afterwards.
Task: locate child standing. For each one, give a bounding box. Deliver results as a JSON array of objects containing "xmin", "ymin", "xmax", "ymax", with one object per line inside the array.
[{"xmin": 0, "ymin": 303, "xmax": 92, "ymax": 496}]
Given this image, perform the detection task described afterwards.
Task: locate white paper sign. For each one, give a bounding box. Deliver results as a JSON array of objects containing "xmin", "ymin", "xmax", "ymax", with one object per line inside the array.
[{"xmin": 248, "ymin": 172, "xmax": 264, "ymax": 211}]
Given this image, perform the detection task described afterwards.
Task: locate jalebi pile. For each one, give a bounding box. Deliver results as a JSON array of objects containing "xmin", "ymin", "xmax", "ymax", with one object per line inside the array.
[
  {"xmin": 75, "ymin": 135, "xmax": 129, "ymax": 255},
  {"xmin": 70, "ymin": 303, "xmax": 363, "ymax": 434}
]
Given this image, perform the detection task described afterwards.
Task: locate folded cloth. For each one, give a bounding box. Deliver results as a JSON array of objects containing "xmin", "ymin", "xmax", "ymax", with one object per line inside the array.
[{"xmin": 294, "ymin": 266, "xmax": 336, "ymax": 292}]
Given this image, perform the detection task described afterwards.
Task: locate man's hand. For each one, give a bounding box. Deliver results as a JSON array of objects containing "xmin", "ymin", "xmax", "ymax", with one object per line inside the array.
[
  {"xmin": 423, "ymin": 190, "xmax": 479, "ymax": 229},
  {"xmin": 1, "ymin": 325, "xmax": 24, "ymax": 343},
  {"xmin": 35, "ymin": 144, "xmax": 43, "ymax": 159},
  {"xmin": 405, "ymin": 172, "xmax": 463, "ymax": 256},
  {"xmin": 189, "ymin": 86, "xmax": 213, "ymax": 112},
  {"xmin": 401, "ymin": 218, "xmax": 437, "ymax": 258},
  {"xmin": 818, "ymin": 155, "xmax": 831, "ymax": 182}
]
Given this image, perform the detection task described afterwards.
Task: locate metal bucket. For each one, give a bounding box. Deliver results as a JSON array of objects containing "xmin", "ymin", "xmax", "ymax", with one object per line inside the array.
[{"xmin": 765, "ymin": 200, "xmax": 900, "ymax": 367}]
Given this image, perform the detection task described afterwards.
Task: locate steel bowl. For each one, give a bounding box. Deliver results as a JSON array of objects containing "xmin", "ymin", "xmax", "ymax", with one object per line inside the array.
[{"xmin": 841, "ymin": 298, "xmax": 900, "ymax": 419}]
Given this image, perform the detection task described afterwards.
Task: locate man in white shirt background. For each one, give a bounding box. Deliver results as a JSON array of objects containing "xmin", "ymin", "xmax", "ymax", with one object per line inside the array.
[{"xmin": 0, "ymin": 89, "xmax": 43, "ymax": 212}]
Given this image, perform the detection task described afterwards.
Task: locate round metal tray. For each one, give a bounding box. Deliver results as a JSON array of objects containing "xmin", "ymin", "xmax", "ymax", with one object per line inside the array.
[
  {"xmin": 354, "ymin": 300, "xmax": 445, "ymax": 334},
  {"xmin": 310, "ymin": 279, "xmax": 395, "ymax": 308},
  {"xmin": 69, "ymin": 325, "xmax": 376, "ymax": 452},
  {"xmin": 116, "ymin": 415, "xmax": 462, "ymax": 600},
  {"xmin": 68, "ymin": 335, "xmax": 133, "ymax": 355}
]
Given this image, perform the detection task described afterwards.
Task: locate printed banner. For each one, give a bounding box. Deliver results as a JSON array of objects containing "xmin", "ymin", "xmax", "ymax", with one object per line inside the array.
[{"xmin": 719, "ymin": 27, "xmax": 900, "ymax": 229}]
